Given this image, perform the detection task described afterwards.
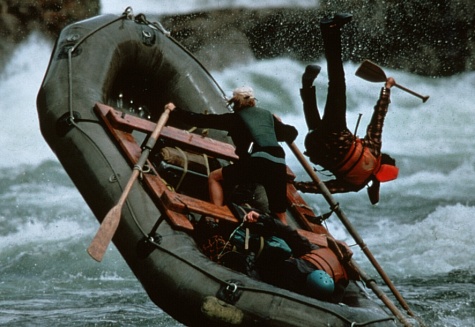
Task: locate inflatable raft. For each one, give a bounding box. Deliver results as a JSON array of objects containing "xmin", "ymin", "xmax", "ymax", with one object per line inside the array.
[{"xmin": 37, "ymin": 8, "xmax": 402, "ymax": 326}]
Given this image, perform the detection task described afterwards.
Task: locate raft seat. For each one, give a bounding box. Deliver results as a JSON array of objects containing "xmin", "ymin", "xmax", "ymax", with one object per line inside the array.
[{"xmin": 153, "ymin": 146, "xmax": 223, "ymax": 201}]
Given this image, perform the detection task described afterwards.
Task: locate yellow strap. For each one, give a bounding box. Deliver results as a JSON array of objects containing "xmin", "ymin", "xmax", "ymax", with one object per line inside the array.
[
  {"xmin": 202, "ymin": 153, "xmax": 210, "ymax": 176},
  {"xmin": 175, "ymin": 147, "xmax": 188, "ymax": 191},
  {"xmin": 256, "ymin": 236, "xmax": 265, "ymax": 259},
  {"xmin": 244, "ymin": 228, "xmax": 250, "ymax": 251}
]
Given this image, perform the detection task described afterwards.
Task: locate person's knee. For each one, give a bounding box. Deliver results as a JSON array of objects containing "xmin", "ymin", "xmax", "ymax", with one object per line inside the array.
[
  {"xmin": 209, "ymin": 168, "xmax": 223, "ymax": 183},
  {"xmin": 208, "ymin": 168, "xmax": 225, "ymax": 206},
  {"xmin": 275, "ymin": 212, "xmax": 287, "ymax": 224}
]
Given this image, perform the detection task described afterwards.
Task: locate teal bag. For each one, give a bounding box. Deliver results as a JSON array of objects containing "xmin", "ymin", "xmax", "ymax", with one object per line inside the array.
[{"xmin": 230, "ymin": 226, "xmax": 292, "ymax": 263}]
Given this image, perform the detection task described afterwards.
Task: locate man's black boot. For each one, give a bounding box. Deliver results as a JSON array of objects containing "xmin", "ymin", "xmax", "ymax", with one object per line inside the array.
[
  {"xmin": 302, "ymin": 64, "xmax": 321, "ymax": 88},
  {"xmin": 320, "ymin": 13, "xmax": 353, "ymax": 29}
]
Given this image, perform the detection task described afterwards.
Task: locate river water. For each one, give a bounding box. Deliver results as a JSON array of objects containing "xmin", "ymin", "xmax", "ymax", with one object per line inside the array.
[{"xmin": 1, "ymin": 1, "xmax": 474, "ymax": 326}]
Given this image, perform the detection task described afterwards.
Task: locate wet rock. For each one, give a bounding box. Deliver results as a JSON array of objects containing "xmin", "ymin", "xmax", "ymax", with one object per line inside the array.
[
  {"xmin": 1, "ymin": 0, "xmax": 100, "ymax": 37},
  {"xmin": 319, "ymin": 0, "xmax": 475, "ymax": 76},
  {"xmin": 1, "ymin": 1, "xmax": 474, "ymax": 77},
  {"xmin": 0, "ymin": 0, "xmax": 100, "ymax": 69},
  {"xmin": 159, "ymin": 8, "xmax": 322, "ymax": 71},
  {"xmin": 158, "ymin": 3, "xmax": 475, "ymax": 76}
]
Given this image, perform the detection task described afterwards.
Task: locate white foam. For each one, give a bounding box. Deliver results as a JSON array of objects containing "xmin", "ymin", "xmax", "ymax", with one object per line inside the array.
[
  {"xmin": 366, "ymin": 203, "xmax": 475, "ymax": 275},
  {"xmin": 0, "ymin": 33, "xmax": 56, "ymax": 168}
]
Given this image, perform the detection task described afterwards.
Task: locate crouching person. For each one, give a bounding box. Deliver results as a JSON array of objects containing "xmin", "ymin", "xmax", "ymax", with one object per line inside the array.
[
  {"xmin": 196, "ymin": 205, "xmax": 356, "ymax": 303},
  {"xmin": 243, "ymin": 209, "xmax": 354, "ymax": 303}
]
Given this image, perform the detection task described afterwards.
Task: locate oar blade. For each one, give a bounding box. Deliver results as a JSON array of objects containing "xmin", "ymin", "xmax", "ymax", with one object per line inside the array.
[
  {"xmin": 355, "ymin": 59, "xmax": 387, "ymax": 83},
  {"xmin": 87, "ymin": 205, "xmax": 122, "ymax": 262},
  {"xmin": 86, "ymin": 108, "xmax": 171, "ymax": 262}
]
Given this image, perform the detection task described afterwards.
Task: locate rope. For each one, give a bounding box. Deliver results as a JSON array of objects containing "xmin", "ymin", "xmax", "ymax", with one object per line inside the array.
[
  {"xmin": 290, "ymin": 202, "xmax": 335, "ymax": 224},
  {"xmin": 133, "ymin": 163, "xmax": 151, "ymax": 179},
  {"xmin": 64, "ymin": 7, "xmax": 149, "ymax": 238},
  {"xmin": 67, "ymin": 7, "xmax": 133, "ymax": 122},
  {"xmin": 202, "ymin": 153, "xmax": 211, "ymax": 176},
  {"xmin": 133, "ymin": 12, "xmax": 230, "ymax": 109},
  {"xmin": 291, "ymin": 203, "xmax": 313, "ymax": 211},
  {"xmin": 217, "ymin": 220, "xmax": 246, "ymax": 260},
  {"xmin": 174, "ymin": 147, "xmax": 189, "ymax": 191}
]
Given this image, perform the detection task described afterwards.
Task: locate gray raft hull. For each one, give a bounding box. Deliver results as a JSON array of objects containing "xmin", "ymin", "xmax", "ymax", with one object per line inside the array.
[{"xmin": 37, "ymin": 11, "xmax": 397, "ymax": 327}]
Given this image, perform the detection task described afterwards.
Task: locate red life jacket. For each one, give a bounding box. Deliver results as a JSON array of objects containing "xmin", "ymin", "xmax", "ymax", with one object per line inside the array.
[
  {"xmin": 300, "ymin": 248, "xmax": 349, "ymax": 284},
  {"xmin": 333, "ymin": 139, "xmax": 398, "ymax": 186}
]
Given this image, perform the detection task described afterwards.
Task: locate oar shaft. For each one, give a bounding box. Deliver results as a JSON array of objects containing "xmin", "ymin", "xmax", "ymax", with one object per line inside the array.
[
  {"xmin": 87, "ymin": 108, "xmax": 171, "ymax": 262},
  {"xmin": 287, "ymin": 142, "xmax": 424, "ymax": 326},
  {"xmin": 395, "ymin": 83, "xmax": 430, "ymax": 103},
  {"xmin": 350, "ymin": 260, "xmax": 414, "ymax": 327}
]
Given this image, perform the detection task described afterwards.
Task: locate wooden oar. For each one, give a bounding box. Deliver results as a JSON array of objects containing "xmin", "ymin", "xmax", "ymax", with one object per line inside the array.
[
  {"xmin": 349, "ymin": 260, "xmax": 414, "ymax": 327},
  {"xmin": 287, "ymin": 142, "xmax": 426, "ymax": 327},
  {"xmin": 355, "ymin": 59, "xmax": 430, "ymax": 103},
  {"xmin": 87, "ymin": 108, "xmax": 171, "ymax": 262}
]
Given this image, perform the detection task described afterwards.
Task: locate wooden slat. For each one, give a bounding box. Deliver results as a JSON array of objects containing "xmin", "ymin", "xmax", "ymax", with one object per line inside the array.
[
  {"xmin": 141, "ymin": 174, "xmax": 195, "ymax": 230},
  {"xmin": 297, "ymin": 229, "xmax": 328, "ymax": 247},
  {"xmin": 96, "ymin": 107, "xmax": 142, "ymax": 163},
  {"xmin": 95, "ymin": 103, "xmax": 239, "ymax": 162},
  {"xmin": 143, "ymin": 173, "xmax": 238, "ymax": 224}
]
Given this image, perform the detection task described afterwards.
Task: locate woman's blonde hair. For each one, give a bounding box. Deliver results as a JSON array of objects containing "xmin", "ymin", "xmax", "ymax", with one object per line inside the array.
[{"xmin": 230, "ymin": 86, "xmax": 256, "ymax": 109}]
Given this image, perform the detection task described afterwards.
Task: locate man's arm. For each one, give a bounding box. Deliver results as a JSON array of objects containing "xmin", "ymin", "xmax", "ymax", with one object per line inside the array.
[
  {"xmin": 273, "ymin": 114, "xmax": 298, "ymax": 143},
  {"xmin": 363, "ymin": 77, "xmax": 396, "ymax": 158},
  {"xmin": 165, "ymin": 102, "xmax": 234, "ymax": 130},
  {"xmin": 245, "ymin": 211, "xmax": 314, "ymax": 256},
  {"xmin": 294, "ymin": 178, "xmax": 364, "ymax": 194}
]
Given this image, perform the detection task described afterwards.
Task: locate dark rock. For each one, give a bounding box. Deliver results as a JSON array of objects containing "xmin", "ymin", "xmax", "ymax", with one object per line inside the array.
[
  {"xmin": 0, "ymin": 0, "xmax": 100, "ymax": 70},
  {"xmin": 1, "ymin": 1, "xmax": 474, "ymax": 77},
  {"xmin": 318, "ymin": 0, "xmax": 475, "ymax": 76},
  {"xmin": 159, "ymin": 8, "xmax": 323, "ymax": 71},
  {"xmin": 158, "ymin": 3, "xmax": 475, "ymax": 76},
  {"xmin": 1, "ymin": 0, "xmax": 100, "ymax": 38}
]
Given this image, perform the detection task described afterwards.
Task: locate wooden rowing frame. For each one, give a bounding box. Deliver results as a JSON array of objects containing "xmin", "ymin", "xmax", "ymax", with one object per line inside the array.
[{"xmin": 94, "ymin": 103, "xmax": 331, "ymax": 244}]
